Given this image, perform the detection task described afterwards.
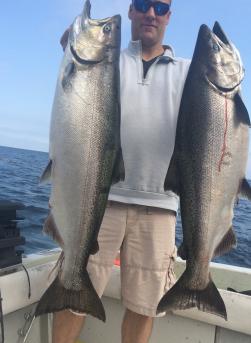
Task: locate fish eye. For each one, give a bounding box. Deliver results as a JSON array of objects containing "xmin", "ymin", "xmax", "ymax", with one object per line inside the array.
[
  {"xmin": 103, "ymin": 24, "xmax": 112, "ymax": 33},
  {"xmin": 213, "ymin": 43, "xmax": 220, "ymax": 52}
]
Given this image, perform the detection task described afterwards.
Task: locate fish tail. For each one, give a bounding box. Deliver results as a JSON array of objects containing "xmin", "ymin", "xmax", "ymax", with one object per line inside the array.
[
  {"xmin": 157, "ymin": 271, "xmax": 227, "ymax": 320},
  {"xmin": 34, "ymin": 272, "xmax": 106, "ymax": 322}
]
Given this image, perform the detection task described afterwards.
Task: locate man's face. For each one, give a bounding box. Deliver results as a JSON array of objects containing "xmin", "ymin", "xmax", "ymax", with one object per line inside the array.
[{"xmin": 128, "ymin": 0, "xmax": 171, "ymax": 48}]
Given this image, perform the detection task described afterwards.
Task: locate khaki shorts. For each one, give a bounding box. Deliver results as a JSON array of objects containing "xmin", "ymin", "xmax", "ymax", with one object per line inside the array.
[{"xmin": 87, "ymin": 201, "xmax": 177, "ymax": 317}]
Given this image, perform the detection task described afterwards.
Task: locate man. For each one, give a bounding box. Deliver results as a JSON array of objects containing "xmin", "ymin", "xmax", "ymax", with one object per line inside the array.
[{"xmin": 53, "ymin": 0, "xmax": 190, "ymax": 342}]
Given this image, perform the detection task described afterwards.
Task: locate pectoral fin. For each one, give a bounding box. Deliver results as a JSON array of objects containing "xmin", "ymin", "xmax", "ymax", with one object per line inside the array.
[
  {"xmin": 112, "ymin": 147, "xmax": 125, "ymax": 184},
  {"xmin": 90, "ymin": 240, "xmax": 99, "ymax": 255},
  {"xmin": 239, "ymin": 178, "xmax": 251, "ymax": 200},
  {"xmin": 62, "ymin": 62, "xmax": 76, "ymax": 91},
  {"xmin": 40, "ymin": 160, "xmax": 53, "ymax": 184},
  {"xmin": 235, "ymin": 93, "xmax": 250, "ymax": 126},
  {"xmin": 164, "ymin": 152, "xmax": 180, "ymax": 195}
]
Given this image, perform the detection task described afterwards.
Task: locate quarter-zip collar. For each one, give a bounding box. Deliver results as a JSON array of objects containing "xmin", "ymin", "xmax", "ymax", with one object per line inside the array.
[
  {"xmin": 126, "ymin": 40, "xmax": 177, "ymax": 85},
  {"xmin": 127, "ymin": 40, "xmax": 178, "ymax": 63}
]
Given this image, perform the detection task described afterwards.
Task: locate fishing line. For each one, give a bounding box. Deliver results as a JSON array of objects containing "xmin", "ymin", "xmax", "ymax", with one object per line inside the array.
[
  {"xmin": 22, "ymin": 264, "xmax": 31, "ymax": 299},
  {"xmin": 0, "ymin": 290, "xmax": 4, "ymax": 343}
]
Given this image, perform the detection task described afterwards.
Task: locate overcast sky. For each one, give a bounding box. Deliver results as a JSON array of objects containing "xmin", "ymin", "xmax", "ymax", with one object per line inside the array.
[{"xmin": 1, "ymin": 0, "xmax": 251, "ymax": 176}]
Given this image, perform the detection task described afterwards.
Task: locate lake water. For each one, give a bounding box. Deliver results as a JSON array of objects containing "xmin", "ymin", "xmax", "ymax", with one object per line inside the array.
[{"xmin": 0, "ymin": 145, "xmax": 250, "ymax": 268}]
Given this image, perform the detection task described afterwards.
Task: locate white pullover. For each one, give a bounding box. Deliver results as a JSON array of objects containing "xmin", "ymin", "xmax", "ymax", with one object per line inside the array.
[{"xmin": 109, "ymin": 41, "xmax": 190, "ymax": 211}]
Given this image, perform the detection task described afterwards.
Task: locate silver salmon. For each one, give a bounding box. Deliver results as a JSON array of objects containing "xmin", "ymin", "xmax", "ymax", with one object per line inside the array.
[
  {"xmin": 157, "ymin": 22, "xmax": 251, "ymax": 320},
  {"xmin": 35, "ymin": 0, "xmax": 123, "ymax": 322}
]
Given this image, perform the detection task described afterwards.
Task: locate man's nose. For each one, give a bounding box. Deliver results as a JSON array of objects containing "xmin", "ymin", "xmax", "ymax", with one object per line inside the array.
[{"xmin": 145, "ymin": 5, "xmax": 156, "ymax": 19}]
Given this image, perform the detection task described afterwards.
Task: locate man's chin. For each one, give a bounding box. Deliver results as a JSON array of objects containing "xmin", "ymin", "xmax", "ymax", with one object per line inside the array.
[{"xmin": 140, "ymin": 35, "xmax": 158, "ymax": 48}]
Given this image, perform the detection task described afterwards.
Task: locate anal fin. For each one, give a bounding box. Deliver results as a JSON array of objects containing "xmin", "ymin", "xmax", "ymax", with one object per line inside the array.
[
  {"xmin": 43, "ymin": 213, "xmax": 64, "ymax": 247},
  {"xmin": 214, "ymin": 227, "xmax": 236, "ymax": 258},
  {"xmin": 178, "ymin": 243, "xmax": 188, "ymax": 260}
]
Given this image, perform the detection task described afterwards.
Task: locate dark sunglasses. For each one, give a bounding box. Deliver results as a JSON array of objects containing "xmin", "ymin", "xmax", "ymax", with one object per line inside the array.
[{"xmin": 133, "ymin": 0, "xmax": 170, "ymax": 16}]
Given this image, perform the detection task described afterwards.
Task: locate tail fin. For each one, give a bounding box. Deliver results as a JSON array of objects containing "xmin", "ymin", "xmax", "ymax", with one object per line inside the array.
[
  {"xmin": 157, "ymin": 271, "xmax": 227, "ymax": 320},
  {"xmin": 35, "ymin": 272, "xmax": 106, "ymax": 322}
]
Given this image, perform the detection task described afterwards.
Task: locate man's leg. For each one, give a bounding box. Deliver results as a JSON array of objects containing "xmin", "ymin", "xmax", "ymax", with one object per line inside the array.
[
  {"xmin": 52, "ymin": 310, "xmax": 85, "ymax": 343},
  {"xmin": 120, "ymin": 206, "xmax": 177, "ymax": 343},
  {"xmin": 51, "ymin": 201, "xmax": 127, "ymax": 342},
  {"xmin": 121, "ymin": 309, "xmax": 153, "ymax": 343}
]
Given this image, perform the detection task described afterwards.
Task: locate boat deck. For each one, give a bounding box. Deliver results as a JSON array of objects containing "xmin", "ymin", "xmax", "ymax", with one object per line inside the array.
[{"xmin": 1, "ymin": 249, "xmax": 251, "ymax": 343}]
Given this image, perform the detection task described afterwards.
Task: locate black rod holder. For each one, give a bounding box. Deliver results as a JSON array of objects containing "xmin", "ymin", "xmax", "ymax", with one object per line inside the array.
[{"xmin": 0, "ymin": 201, "xmax": 25, "ymax": 269}]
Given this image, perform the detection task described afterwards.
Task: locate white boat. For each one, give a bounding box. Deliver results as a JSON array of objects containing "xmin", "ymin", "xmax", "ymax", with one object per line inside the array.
[{"xmin": 0, "ymin": 249, "xmax": 251, "ymax": 343}]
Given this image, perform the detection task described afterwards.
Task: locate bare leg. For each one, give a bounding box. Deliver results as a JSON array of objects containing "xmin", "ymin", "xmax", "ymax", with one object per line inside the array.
[
  {"xmin": 121, "ymin": 309, "xmax": 153, "ymax": 343},
  {"xmin": 52, "ymin": 310, "xmax": 86, "ymax": 343}
]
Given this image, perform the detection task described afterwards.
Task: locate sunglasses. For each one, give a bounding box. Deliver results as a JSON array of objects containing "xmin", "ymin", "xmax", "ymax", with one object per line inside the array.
[{"xmin": 133, "ymin": 0, "xmax": 170, "ymax": 16}]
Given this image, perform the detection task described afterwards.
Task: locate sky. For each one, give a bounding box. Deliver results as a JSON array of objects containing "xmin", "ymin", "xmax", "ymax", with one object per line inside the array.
[{"xmin": 1, "ymin": 0, "xmax": 251, "ymax": 176}]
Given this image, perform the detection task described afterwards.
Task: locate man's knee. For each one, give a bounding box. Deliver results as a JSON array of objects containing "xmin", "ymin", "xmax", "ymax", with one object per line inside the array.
[
  {"xmin": 122, "ymin": 308, "xmax": 154, "ymax": 343},
  {"xmin": 52, "ymin": 310, "xmax": 86, "ymax": 343},
  {"xmin": 124, "ymin": 308, "xmax": 152, "ymax": 321}
]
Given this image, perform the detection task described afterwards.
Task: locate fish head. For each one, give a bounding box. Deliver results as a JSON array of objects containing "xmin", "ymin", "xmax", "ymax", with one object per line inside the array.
[
  {"xmin": 69, "ymin": 0, "xmax": 121, "ymax": 65},
  {"xmin": 195, "ymin": 22, "xmax": 244, "ymax": 93}
]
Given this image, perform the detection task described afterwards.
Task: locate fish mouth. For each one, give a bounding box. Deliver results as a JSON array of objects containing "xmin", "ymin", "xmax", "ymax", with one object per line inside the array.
[
  {"xmin": 212, "ymin": 84, "xmax": 239, "ymax": 93},
  {"xmin": 70, "ymin": 45, "xmax": 103, "ymax": 65},
  {"xmin": 199, "ymin": 22, "xmax": 232, "ymax": 50},
  {"xmin": 205, "ymin": 75, "xmax": 241, "ymax": 93},
  {"xmin": 81, "ymin": 0, "xmax": 121, "ymax": 29},
  {"xmin": 201, "ymin": 21, "xmax": 244, "ymax": 92},
  {"xmin": 212, "ymin": 21, "xmax": 230, "ymax": 46}
]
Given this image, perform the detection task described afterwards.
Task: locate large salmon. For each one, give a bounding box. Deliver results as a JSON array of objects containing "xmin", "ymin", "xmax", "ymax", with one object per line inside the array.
[
  {"xmin": 35, "ymin": 0, "xmax": 123, "ymax": 322},
  {"xmin": 157, "ymin": 22, "xmax": 251, "ymax": 320}
]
